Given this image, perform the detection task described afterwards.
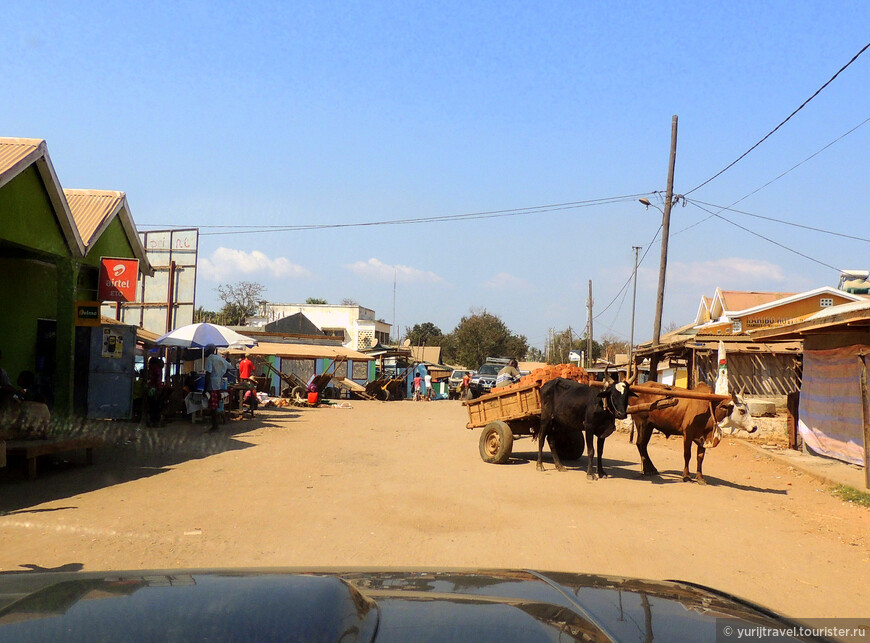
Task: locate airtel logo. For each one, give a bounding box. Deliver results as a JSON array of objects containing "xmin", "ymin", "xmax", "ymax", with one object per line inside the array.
[{"xmin": 112, "ymin": 264, "xmax": 126, "ymax": 277}]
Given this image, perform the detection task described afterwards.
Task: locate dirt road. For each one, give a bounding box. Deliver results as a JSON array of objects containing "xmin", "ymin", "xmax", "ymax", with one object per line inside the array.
[{"xmin": 1, "ymin": 400, "xmax": 868, "ymax": 619}]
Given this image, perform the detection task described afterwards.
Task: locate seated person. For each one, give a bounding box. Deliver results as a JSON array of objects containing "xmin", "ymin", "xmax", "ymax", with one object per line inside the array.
[{"xmin": 494, "ymin": 359, "xmax": 521, "ymax": 388}]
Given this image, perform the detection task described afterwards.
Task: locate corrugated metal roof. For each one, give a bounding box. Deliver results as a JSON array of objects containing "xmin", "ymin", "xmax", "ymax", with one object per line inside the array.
[
  {"xmin": 719, "ymin": 290, "xmax": 797, "ymax": 312},
  {"xmin": 0, "ymin": 138, "xmax": 44, "ymax": 187},
  {"xmin": 226, "ymin": 342, "xmax": 374, "ymax": 361},
  {"xmin": 64, "ymin": 189, "xmax": 125, "ymax": 248}
]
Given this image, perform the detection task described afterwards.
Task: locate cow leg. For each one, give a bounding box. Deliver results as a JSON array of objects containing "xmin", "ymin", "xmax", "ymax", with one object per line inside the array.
[
  {"xmin": 537, "ymin": 415, "xmax": 550, "ymax": 471},
  {"xmin": 548, "ymin": 434, "xmax": 567, "ymax": 471},
  {"xmin": 682, "ymin": 438, "xmax": 693, "ymax": 482},
  {"xmin": 635, "ymin": 421, "xmax": 659, "ymax": 476},
  {"xmin": 696, "ymin": 444, "xmax": 707, "ymax": 485},
  {"xmin": 585, "ymin": 430, "xmax": 596, "ymax": 480},
  {"xmin": 596, "ymin": 436, "xmax": 608, "ymax": 478}
]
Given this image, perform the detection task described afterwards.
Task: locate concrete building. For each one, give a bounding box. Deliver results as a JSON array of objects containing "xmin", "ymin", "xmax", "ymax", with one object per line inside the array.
[{"xmin": 252, "ymin": 303, "xmax": 391, "ymax": 352}]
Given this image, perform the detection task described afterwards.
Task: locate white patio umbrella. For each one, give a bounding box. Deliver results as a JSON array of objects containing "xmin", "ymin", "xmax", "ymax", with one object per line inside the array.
[{"xmin": 154, "ymin": 323, "xmax": 258, "ymax": 349}]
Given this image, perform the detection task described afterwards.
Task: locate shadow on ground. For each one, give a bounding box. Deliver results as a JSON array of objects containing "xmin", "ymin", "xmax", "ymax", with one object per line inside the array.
[{"xmin": 0, "ymin": 408, "xmax": 298, "ymax": 513}]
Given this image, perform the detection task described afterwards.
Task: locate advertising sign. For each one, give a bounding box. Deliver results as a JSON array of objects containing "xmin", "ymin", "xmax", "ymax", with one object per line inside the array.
[
  {"xmin": 98, "ymin": 257, "xmax": 139, "ymax": 302},
  {"xmin": 75, "ymin": 301, "xmax": 101, "ymax": 327},
  {"xmin": 101, "ymin": 327, "xmax": 125, "ymax": 359}
]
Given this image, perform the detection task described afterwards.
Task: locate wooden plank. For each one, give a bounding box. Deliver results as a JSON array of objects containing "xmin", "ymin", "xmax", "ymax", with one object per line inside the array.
[{"xmin": 626, "ymin": 398, "xmax": 678, "ymax": 414}]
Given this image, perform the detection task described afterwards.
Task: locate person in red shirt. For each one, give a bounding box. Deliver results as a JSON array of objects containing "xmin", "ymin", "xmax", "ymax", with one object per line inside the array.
[{"xmin": 238, "ymin": 353, "xmax": 255, "ymax": 380}]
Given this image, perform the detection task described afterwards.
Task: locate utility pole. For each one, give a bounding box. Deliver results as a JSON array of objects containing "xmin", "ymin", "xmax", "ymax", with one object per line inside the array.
[
  {"xmin": 649, "ymin": 115, "xmax": 678, "ymax": 382},
  {"xmin": 392, "ymin": 268, "xmax": 397, "ymax": 344},
  {"xmin": 587, "ymin": 280, "xmax": 593, "ymax": 369},
  {"xmin": 630, "ymin": 245, "xmax": 641, "ymax": 376}
]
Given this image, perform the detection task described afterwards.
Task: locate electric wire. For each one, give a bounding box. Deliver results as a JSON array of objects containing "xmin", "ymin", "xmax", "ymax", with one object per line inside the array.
[
  {"xmin": 688, "ymin": 199, "xmax": 870, "ymax": 244},
  {"xmin": 686, "ymin": 200, "xmax": 841, "ymax": 272},
  {"xmin": 673, "ymin": 113, "xmax": 870, "ymax": 237},
  {"xmin": 592, "ymin": 224, "xmax": 661, "ymax": 321},
  {"xmin": 138, "ymin": 193, "xmax": 653, "ymax": 235},
  {"xmin": 684, "ymin": 40, "xmax": 870, "ymax": 196}
]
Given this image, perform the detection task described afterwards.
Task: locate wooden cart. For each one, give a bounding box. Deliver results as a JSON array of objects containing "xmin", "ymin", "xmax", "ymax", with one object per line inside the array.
[{"xmin": 464, "ymin": 380, "xmax": 684, "ymax": 464}]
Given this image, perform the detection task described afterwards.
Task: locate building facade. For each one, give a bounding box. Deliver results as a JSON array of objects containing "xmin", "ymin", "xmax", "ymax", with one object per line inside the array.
[{"xmin": 253, "ymin": 303, "xmax": 391, "ymax": 351}]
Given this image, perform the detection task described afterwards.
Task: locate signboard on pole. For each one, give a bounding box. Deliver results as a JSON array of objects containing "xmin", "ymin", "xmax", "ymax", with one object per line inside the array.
[
  {"xmin": 101, "ymin": 229, "xmax": 199, "ymax": 335},
  {"xmin": 98, "ymin": 258, "xmax": 139, "ymax": 302},
  {"xmin": 75, "ymin": 301, "xmax": 101, "ymax": 326}
]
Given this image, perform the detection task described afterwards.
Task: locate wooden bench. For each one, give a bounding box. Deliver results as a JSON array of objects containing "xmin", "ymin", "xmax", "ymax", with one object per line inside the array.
[{"xmin": 5, "ymin": 437, "xmax": 103, "ymax": 479}]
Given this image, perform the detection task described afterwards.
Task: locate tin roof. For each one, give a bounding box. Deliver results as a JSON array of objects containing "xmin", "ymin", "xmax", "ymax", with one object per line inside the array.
[
  {"xmin": 64, "ymin": 189, "xmax": 126, "ymax": 248},
  {"xmin": 0, "ymin": 137, "xmax": 86, "ymax": 257},
  {"xmin": 64, "ymin": 189, "xmax": 152, "ymax": 275}
]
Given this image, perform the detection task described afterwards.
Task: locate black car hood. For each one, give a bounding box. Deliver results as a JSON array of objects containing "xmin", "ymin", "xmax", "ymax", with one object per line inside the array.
[{"xmin": 0, "ymin": 568, "xmax": 822, "ymax": 642}]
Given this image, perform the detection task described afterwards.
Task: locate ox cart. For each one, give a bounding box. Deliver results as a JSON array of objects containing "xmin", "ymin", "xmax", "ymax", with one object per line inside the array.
[{"xmin": 465, "ymin": 380, "xmax": 689, "ymax": 464}]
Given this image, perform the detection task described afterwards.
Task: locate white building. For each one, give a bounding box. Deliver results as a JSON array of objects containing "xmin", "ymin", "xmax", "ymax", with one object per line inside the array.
[{"xmin": 252, "ymin": 302, "xmax": 391, "ymax": 351}]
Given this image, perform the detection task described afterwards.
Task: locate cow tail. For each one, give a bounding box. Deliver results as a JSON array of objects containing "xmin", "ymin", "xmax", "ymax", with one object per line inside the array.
[{"xmin": 629, "ymin": 423, "xmax": 635, "ymax": 444}]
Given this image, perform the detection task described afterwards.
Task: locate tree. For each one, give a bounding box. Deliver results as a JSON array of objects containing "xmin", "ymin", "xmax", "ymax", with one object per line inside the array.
[
  {"xmin": 306, "ymin": 297, "xmax": 328, "ymax": 305},
  {"xmin": 442, "ymin": 310, "xmax": 528, "ymax": 369},
  {"xmin": 546, "ymin": 327, "xmax": 600, "ymax": 365},
  {"xmin": 405, "ymin": 322, "xmax": 443, "ymax": 346},
  {"xmin": 216, "ymin": 281, "xmax": 266, "ymax": 326},
  {"xmin": 341, "ymin": 298, "xmax": 358, "ymax": 306},
  {"xmin": 525, "ymin": 346, "xmax": 545, "ymax": 362},
  {"xmin": 194, "ymin": 306, "xmax": 219, "ymax": 324},
  {"xmin": 599, "ymin": 333, "xmax": 630, "ymax": 363}
]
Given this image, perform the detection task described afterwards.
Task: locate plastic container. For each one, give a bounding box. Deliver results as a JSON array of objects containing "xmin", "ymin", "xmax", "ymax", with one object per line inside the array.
[{"xmin": 307, "ymin": 391, "xmax": 319, "ymax": 405}]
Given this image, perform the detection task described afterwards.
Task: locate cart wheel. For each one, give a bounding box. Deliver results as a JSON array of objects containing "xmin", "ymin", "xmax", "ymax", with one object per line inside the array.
[
  {"xmin": 553, "ymin": 431, "xmax": 585, "ymax": 461},
  {"xmin": 291, "ymin": 386, "xmax": 305, "ymax": 401},
  {"xmin": 479, "ymin": 421, "xmax": 514, "ymax": 464}
]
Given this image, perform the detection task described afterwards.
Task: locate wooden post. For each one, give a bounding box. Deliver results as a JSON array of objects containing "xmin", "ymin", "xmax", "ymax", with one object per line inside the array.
[{"xmin": 860, "ymin": 355, "xmax": 870, "ymax": 489}]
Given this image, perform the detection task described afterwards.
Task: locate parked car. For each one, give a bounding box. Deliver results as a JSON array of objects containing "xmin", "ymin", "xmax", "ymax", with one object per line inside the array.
[
  {"xmin": 469, "ymin": 358, "xmax": 511, "ymax": 398},
  {"xmin": 447, "ymin": 369, "xmax": 473, "ymax": 399},
  {"xmin": 0, "ymin": 568, "xmax": 823, "ymax": 641}
]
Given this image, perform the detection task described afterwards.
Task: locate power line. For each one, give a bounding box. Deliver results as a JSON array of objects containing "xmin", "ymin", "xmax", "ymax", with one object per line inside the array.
[
  {"xmin": 593, "ymin": 224, "xmax": 662, "ymax": 321},
  {"xmin": 686, "ymin": 200, "xmax": 841, "ymax": 272},
  {"xmin": 687, "ymin": 199, "xmax": 870, "ymax": 244},
  {"xmin": 673, "ymin": 114, "xmax": 870, "ymax": 237},
  {"xmin": 138, "ymin": 192, "xmax": 653, "ymax": 235},
  {"xmin": 685, "ymin": 40, "xmax": 870, "ymax": 196}
]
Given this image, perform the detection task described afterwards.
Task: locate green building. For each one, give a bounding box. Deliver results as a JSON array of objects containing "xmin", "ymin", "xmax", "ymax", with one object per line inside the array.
[{"xmin": 0, "ymin": 137, "xmax": 151, "ymax": 416}]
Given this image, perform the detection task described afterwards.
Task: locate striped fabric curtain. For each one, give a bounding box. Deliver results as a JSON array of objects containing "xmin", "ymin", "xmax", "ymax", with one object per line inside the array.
[{"xmin": 798, "ymin": 345, "xmax": 868, "ymax": 466}]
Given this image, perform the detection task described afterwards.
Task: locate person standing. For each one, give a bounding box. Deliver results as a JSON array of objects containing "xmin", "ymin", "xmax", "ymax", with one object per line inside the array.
[
  {"xmin": 413, "ymin": 373, "xmax": 422, "ymax": 401},
  {"xmin": 461, "ymin": 371, "xmax": 472, "ymax": 400},
  {"xmin": 423, "ymin": 371, "xmax": 433, "ymax": 401},
  {"xmin": 204, "ymin": 344, "xmax": 232, "ymax": 432},
  {"xmin": 238, "ymin": 353, "xmax": 255, "ymax": 381}
]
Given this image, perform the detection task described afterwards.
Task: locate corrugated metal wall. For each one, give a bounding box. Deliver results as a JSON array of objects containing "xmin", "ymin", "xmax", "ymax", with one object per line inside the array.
[{"xmin": 697, "ymin": 352, "xmax": 799, "ymax": 396}]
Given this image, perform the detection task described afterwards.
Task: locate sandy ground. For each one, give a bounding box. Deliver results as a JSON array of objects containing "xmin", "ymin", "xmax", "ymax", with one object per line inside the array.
[{"xmin": 1, "ymin": 400, "xmax": 868, "ymax": 620}]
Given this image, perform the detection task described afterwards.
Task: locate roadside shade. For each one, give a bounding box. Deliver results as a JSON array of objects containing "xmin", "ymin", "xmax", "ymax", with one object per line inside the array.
[
  {"xmin": 155, "ymin": 323, "xmax": 258, "ymax": 349},
  {"xmin": 226, "ymin": 342, "xmax": 373, "ymax": 361}
]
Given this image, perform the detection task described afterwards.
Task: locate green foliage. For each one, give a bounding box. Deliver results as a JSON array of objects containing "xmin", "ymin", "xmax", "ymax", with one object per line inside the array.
[
  {"xmin": 405, "ymin": 322, "xmax": 443, "ymax": 346},
  {"xmin": 441, "ymin": 310, "xmax": 528, "ymax": 369},
  {"xmin": 306, "ymin": 297, "xmax": 328, "ymax": 304},
  {"xmin": 525, "ymin": 346, "xmax": 545, "ymax": 362},
  {"xmin": 216, "ymin": 281, "xmax": 266, "ymax": 326},
  {"xmin": 547, "ymin": 328, "xmax": 600, "ymax": 365},
  {"xmin": 832, "ymin": 484, "xmax": 870, "ymax": 507}
]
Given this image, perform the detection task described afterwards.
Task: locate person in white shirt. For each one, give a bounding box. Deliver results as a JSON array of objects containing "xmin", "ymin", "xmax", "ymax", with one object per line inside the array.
[
  {"xmin": 423, "ymin": 372, "xmax": 433, "ymax": 400},
  {"xmin": 204, "ymin": 344, "xmax": 232, "ymax": 432}
]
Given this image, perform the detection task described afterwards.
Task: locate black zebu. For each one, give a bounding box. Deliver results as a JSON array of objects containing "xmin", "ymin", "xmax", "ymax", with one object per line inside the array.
[{"xmin": 537, "ymin": 375, "xmax": 637, "ymax": 479}]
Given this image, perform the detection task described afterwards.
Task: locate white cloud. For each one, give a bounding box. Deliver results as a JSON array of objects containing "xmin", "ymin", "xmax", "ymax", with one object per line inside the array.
[
  {"xmin": 199, "ymin": 247, "xmax": 311, "ymax": 282},
  {"xmin": 483, "ymin": 272, "xmax": 529, "ymax": 290},
  {"xmin": 345, "ymin": 258, "xmax": 442, "ymax": 284},
  {"xmin": 668, "ymin": 257, "xmax": 785, "ymax": 286}
]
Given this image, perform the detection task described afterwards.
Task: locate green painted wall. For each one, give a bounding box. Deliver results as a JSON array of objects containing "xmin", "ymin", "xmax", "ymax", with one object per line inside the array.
[
  {"xmin": 0, "ymin": 165, "xmax": 68, "ymax": 257},
  {"xmin": 82, "ymin": 217, "xmax": 135, "ymax": 268},
  {"xmin": 0, "ymin": 257, "xmax": 58, "ymax": 385}
]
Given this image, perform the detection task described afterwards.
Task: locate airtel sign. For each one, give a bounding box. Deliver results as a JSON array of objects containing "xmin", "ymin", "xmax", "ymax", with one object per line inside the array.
[{"xmin": 98, "ymin": 257, "xmax": 139, "ymax": 302}]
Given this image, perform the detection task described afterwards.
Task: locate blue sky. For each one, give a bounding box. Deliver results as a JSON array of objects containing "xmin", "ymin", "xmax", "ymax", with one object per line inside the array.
[{"xmin": 4, "ymin": 1, "xmax": 869, "ymax": 351}]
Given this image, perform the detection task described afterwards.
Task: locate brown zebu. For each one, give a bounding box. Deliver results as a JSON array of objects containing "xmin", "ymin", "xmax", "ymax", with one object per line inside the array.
[{"xmin": 630, "ymin": 382, "xmax": 756, "ymax": 484}]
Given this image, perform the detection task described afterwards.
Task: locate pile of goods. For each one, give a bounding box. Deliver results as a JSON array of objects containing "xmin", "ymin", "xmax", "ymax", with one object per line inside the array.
[{"xmin": 499, "ymin": 363, "xmax": 590, "ymax": 393}]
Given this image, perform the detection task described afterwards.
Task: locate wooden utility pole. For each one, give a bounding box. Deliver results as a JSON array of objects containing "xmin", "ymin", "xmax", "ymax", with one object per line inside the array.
[
  {"xmin": 648, "ymin": 115, "xmax": 678, "ymax": 382},
  {"xmin": 587, "ymin": 280, "xmax": 593, "ymax": 369},
  {"xmin": 630, "ymin": 246, "xmax": 641, "ymax": 375}
]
